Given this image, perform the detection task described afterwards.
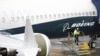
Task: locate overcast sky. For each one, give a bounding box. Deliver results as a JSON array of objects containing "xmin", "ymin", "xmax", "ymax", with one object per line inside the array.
[{"xmin": 0, "ymin": 0, "xmax": 96, "ymax": 16}]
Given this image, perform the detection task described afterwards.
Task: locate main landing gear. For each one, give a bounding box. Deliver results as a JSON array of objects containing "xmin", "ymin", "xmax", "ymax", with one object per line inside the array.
[
  {"xmin": 88, "ymin": 40, "xmax": 96, "ymax": 48},
  {"xmin": 88, "ymin": 35, "xmax": 97, "ymax": 48}
]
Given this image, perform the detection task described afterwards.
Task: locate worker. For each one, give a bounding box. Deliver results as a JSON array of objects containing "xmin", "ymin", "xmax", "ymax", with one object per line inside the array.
[{"xmin": 73, "ymin": 28, "xmax": 80, "ymax": 45}]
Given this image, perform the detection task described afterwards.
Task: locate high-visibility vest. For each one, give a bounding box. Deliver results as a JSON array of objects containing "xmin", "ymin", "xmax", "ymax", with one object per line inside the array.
[{"xmin": 74, "ymin": 29, "xmax": 80, "ymax": 35}]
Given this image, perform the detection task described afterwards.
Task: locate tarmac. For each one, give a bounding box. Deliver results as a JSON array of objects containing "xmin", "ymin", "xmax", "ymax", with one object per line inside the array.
[{"xmin": 49, "ymin": 36, "xmax": 100, "ymax": 56}]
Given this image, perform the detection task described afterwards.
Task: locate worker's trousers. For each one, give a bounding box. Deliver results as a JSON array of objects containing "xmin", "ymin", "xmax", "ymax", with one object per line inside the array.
[{"xmin": 75, "ymin": 35, "xmax": 79, "ymax": 43}]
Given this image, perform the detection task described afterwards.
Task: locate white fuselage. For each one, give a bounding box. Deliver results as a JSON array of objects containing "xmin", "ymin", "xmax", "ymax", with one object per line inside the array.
[{"xmin": 0, "ymin": 0, "xmax": 97, "ymax": 30}]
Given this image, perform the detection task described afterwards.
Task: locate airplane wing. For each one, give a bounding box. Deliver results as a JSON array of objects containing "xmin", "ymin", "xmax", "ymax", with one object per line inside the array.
[
  {"xmin": 10, "ymin": 34, "xmax": 24, "ymax": 41},
  {"xmin": 9, "ymin": 34, "xmax": 39, "ymax": 56},
  {"xmin": 0, "ymin": 19, "xmax": 39, "ymax": 56},
  {"xmin": 0, "ymin": 34, "xmax": 23, "ymax": 49},
  {"xmin": 14, "ymin": 19, "xmax": 39, "ymax": 56}
]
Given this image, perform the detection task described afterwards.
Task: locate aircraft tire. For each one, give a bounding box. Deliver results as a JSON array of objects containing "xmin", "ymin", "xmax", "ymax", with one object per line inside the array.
[{"xmin": 88, "ymin": 41, "xmax": 96, "ymax": 48}]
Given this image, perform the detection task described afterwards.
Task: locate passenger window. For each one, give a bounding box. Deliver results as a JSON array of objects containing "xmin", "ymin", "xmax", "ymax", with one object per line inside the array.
[
  {"xmin": 40, "ymin": 15, "xmax": 43, "ymax": 19},
  {"xmin": 54, "ymin": 14, "xmax": 56, "ymax": 18},
  {"xmin": 49, "ymin": 14, "xmax": 52, "ymax": 18},
  {"xmin": 93, "ymin": 11, "xmax": 96, "ymax": 15},
  {"xmin": 2, "ymin": 17, "xmax": 5, "ymax": 22},
  {"xmin": 21, "ymin": 16, "xmax": 25, "ymax": 21},
  {"xmin": 90, "ymin": 11, "xmax": 93, "ymax": 16},
  {"xmin": 71, "ymin": 13, "xmax": 73, "ymax": 16},
  {"xmin": 21, "ymin": 16, "xmax": 24, "ymax": 19},
  {"xmin": 78, "ymin": 12, "xmax": 81, "ymax": 16},
  {"xmin": 62, "ymin": 13, "xmax": 65, "ymax": 17},
  {"xmin": 67, "ymin": 13, "xmax": 69, "ymax": 17},
  {"xmin": 26, "ymin": 16, "xmax": 29, "ymax": 19},
  {"xmin": 44, "ymin": 15, "xmax": 47, "ymax": 19},
  {"xmin": 30, "ymin": 16, "xmax": 34, "ymax": 21},
  {"xmin": 75, "ymin": 13, "xmax": 77, "ymax": 16},
  {"xmin": 82, "ymin": 12, "xmax": 85, "ymax": 16},
  {"xmin": 58, "ymin": 14, "xmax": 61, "ymax": 18},
  {"xmin": 17, "ymin": 16, "xmax": 20, "ymax": 20},
  {"xmin": 36, "ymin": 15, "xmax": 39, "ymax": 19},
  {"xmin": 86, "ymin": 12, "xmax": 89, "ymax": 16},
  {"xmin": 11, "ymin": 17, "xmax": 15, "ymax": 21},
  {"xmin": 31, "ymin": 16, "xmax": 34, "ymax": 19}
]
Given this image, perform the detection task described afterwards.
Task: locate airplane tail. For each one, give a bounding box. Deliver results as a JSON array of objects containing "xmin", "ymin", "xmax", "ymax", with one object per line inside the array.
[{"xmin": 24, "ymin": 19, "xmax": 38, "ymax": 48}]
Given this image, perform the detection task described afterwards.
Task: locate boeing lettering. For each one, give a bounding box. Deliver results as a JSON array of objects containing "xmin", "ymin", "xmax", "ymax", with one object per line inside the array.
[{"xmin": 71, "ymin": 22, "xmax": 95, "ymax": 27}]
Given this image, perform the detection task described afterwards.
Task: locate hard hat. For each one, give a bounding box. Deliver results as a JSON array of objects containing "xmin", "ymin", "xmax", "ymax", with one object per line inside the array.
[{"xmin": 76, "ymin": 28, "xmax": 79, "ymax": 30}]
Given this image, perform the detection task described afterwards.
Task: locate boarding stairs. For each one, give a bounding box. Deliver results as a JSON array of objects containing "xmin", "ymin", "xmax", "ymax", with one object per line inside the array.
[{"xmin": 61, "ymin": 35, "xmax": 91, "ymax": 56}]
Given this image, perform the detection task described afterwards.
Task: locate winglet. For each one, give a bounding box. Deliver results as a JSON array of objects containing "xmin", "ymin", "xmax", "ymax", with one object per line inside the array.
[{"xmin": 24, "ymin": 19, "xmax": 38, "ymax": 48}]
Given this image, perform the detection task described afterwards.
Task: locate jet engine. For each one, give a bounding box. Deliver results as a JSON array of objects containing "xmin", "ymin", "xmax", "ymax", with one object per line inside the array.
[
  {"xmin": 0, "ymin": 19, "xmax": 51, "ymax": 56},
  {"xmin": 0, "ymin": 47, "xmax": 17, "ymax": 56},
  {"xmin": 0, "ymin": 33, "xmax": 51, "ymax": 56}
]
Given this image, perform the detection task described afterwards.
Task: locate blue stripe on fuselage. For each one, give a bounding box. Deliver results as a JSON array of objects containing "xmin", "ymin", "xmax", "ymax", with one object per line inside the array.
[{"xmin": 0, "ymin": 16, "xmax": 99, "ymax": 38}]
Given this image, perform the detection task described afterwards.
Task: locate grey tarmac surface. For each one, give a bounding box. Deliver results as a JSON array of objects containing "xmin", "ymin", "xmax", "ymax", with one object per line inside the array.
[{"xmin": 49, "ymin": 36, "xmax": 100, "ymax": 56}]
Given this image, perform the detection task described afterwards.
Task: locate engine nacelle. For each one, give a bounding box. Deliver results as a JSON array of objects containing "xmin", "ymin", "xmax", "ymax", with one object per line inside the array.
[{"xmin": 34, "ymin": 33, "xmax": 51, "ymax": 56}]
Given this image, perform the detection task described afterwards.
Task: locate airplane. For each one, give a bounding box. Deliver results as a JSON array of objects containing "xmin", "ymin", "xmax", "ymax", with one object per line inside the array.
[
  {"xmin": 0, "ymin": 19, "xmax": 51, "ymax": 56},
  {"xmin": 0, "ymin": 0, "xmax": 100, "ymax": 48}
]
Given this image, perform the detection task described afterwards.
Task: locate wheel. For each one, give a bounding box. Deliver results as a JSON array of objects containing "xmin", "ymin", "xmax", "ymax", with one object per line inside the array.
[{"xmin": 88, "ymin": 41, "xmax": 96, "ymax": 48}]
